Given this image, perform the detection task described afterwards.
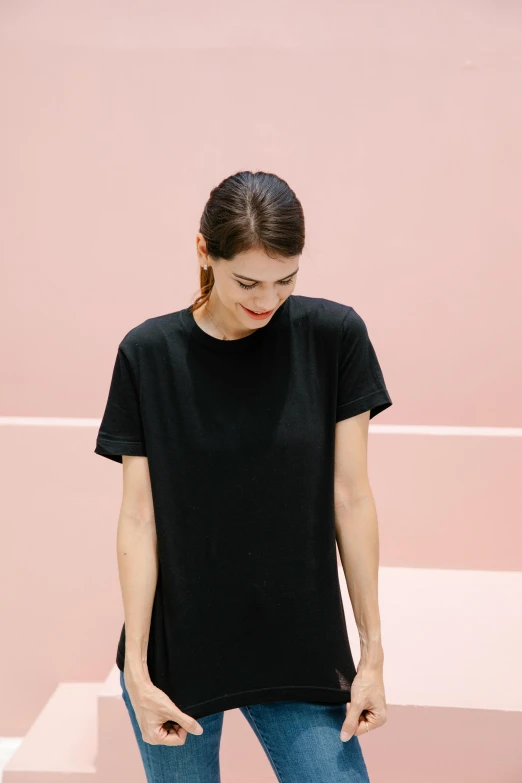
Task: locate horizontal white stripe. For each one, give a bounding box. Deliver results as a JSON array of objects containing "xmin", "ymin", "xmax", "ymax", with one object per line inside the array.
[
  {"xmin": 370, "ymin": 424, "xmax": 522, "ymax": 437},
  {"xmin": 0, "ymin": 417, "xmax": 103, "ymax": 428},
  {"xmin": 1, "ymin": 417, "xmax": 521, "ymax": 437}
]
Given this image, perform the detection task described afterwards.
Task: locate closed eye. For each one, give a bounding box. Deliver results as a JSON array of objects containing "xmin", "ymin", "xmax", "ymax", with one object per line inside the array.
[{"xmin": 237, "ymin": 278, "xmax": 294, "ymax": 290}]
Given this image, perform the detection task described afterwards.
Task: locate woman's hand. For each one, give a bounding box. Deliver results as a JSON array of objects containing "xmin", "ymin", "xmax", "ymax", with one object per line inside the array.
[
  {"xmin": 124, "ymin": 671, "xmax": 204, "ymax": 746},
  {"xmin": 340, "ymin": 665, "xmax": 387, "ymax": 742}
]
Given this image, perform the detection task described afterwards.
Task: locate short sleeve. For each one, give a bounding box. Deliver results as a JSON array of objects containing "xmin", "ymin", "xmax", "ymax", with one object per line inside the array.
[
  {"xmin": 336, "ymin": 307, "xmax": 393, "ymax": 423},
  {"xmin": 94, "ymin": 343, "xmax": 147, "ymax": 464}
]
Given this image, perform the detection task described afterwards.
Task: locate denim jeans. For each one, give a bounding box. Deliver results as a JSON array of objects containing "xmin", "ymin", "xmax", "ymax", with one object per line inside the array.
[{"xmin": 120, "ymin": 669, "xmax": 370, "ymax": 782}]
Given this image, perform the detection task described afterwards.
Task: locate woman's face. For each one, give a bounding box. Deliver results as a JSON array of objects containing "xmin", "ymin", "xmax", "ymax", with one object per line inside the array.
[{"xmin": 196, "ymin": 235, "xmax": 300, "ymax": 330}]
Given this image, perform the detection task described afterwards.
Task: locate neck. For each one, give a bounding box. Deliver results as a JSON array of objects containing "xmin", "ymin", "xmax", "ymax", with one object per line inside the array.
[{"xmin": 200, "ymin": 296, "xmax": 257, "ymax": 341}]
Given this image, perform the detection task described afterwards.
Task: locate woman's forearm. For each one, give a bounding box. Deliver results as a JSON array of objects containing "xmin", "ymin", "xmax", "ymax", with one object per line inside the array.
[
  {"xmin": 117, "ymin": 513, "xmax": 158, "ymax": 683},
  {"xmin": 334, "ymin": 492, "xmax": 384, "ymax": 670}
]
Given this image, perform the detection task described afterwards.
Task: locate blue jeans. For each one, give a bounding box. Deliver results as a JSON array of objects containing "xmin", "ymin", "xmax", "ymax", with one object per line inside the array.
[{"xmin": 120, "ymin": 669, "xmax": 370, "ymax": 782}]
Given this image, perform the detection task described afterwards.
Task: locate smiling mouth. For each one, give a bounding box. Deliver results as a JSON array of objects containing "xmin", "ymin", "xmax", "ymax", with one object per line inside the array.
[{"xmin": 242, "ymin": 305, "xmax": 274, "ymax": 316}]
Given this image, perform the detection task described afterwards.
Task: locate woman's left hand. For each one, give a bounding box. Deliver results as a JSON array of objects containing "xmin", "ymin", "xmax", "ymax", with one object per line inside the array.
[{"xmin": 340, "ymin": 666, "xmax": 387, "ymax": 742}]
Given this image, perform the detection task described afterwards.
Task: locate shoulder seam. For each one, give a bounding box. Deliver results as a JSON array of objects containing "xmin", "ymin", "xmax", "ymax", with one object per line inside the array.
[
  {"xmin": 340, "ymin": 305, "xmax": 355, "ymax": 332},
  {"xmin": 117, "ymin": 342, "xmax": 141, "ymax": 392}
]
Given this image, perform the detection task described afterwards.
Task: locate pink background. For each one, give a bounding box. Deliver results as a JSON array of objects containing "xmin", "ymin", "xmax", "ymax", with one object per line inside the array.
[{"xmin": 1, "ymin": 1, "xmax": 521, "ymax": 781}]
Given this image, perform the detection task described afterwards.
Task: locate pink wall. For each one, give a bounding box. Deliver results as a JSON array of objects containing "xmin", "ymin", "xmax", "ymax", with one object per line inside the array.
[{"xmin": 1, "ymin": 1, "xmax": 521, "ymax": 779}]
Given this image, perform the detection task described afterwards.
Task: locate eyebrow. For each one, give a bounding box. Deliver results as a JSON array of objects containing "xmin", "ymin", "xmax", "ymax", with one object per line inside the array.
[{"xmin": 232, "ymin": 267, "xmax": 299, "ymax": 283}]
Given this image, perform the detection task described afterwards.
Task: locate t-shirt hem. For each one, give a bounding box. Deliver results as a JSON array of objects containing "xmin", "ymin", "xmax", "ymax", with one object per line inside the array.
[
  {"xmin": 181, "ymin": 685, "xmax": 352, "ymax": 716},
  {"xmin": 116, "ymin": 654, "xmax": 352, "ymax": 717}
]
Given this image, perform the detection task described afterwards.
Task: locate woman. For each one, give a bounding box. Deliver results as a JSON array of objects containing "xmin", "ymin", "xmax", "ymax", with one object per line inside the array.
[{"xmin": 95, "ymin": 170, "xmax": 392, "ymax": 782}]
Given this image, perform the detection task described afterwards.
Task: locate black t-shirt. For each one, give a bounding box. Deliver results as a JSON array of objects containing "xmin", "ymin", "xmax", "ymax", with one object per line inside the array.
[{"xmin": 94, "ymin": 294, "xmax": 392, "ymax": 719}]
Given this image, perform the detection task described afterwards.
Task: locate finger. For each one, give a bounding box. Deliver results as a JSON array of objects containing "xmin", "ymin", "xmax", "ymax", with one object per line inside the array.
[
  {"xmin": 354, "ymin": 716, "xmax": 379, "ymax": 736},
  {"xmin": 162, "ymin": 726, "xmax": 188, "ymax": 746},
  {"xmin": 169, "ymin": 711, "xmax": 204, "ymax": 737},
  {"xmin": 340, "ymin": 706, "xmax": 361, "ymax": 741},
  {"xmin": 150, "ymin": 724, "xmax": 188, "ymax": 746},
  {"xmin": 357, "ymin": 719, "xmax": 370, "ymax": 736},
  {"xmin": 163, "ymin": 721, "xmax": 188, "ymax": 741}
]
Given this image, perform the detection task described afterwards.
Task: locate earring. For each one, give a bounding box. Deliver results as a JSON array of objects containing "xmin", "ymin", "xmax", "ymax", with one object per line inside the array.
[{"xmin": 203, "ymin": 264, "xmax": 208, "ymax": 270}]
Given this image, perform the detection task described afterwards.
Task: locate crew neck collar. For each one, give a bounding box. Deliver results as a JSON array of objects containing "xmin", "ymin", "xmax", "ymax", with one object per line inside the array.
[{"xmin": 180, "ymin": 296, "xmax": 291, "ymax": 352}]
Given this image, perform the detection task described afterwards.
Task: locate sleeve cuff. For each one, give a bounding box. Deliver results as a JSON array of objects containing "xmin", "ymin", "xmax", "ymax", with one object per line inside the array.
[
  {"xmin": 94, "ymin": 438, "xmax": 147, "ymax": 464},
  {"xmin": 336, "ymin": 388, "xmax": 392, "ymax": 423}
]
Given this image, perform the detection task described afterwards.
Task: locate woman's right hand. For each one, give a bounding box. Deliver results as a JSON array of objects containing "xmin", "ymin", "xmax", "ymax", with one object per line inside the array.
[{"xmin": 124, "ymin": 671, "xmax": 204, "ymax": 746}]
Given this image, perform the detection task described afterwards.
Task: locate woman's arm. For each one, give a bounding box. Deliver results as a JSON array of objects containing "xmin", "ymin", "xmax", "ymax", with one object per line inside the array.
[
  {"xmin": 118, "ymin": 454, "xmax": 158, "ymax": 684},
  {"xmin": 334, "ymin": 410, "xmax": 388, "ymax": 740},
  {"xmin": 116, "ymin": 455, "xmax": 205, "ymax": 743},
  {"xmin": 333, "ymin": 411, "xmax": 384, "ymax": 670}
]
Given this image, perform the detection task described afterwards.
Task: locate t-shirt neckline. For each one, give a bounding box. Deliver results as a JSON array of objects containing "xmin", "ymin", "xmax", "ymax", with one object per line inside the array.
[{"xmin": 180, "ymin": 296, "xmax": 291, "ymax": 352}]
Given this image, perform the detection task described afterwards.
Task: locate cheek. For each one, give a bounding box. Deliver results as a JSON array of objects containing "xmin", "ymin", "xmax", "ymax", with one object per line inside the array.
[{"xmin": 227, "ymin": 283, "xmax": 244, "ymax": 300}]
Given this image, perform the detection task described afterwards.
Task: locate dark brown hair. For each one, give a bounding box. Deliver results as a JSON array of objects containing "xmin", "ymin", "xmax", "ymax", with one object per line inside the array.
[{"xmin": 191, "ymin": 171, "xmax": 305, "ymax": 313}]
